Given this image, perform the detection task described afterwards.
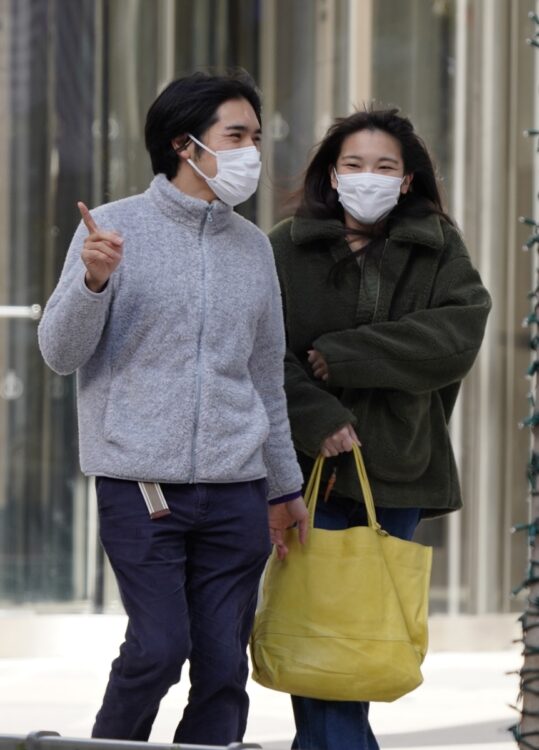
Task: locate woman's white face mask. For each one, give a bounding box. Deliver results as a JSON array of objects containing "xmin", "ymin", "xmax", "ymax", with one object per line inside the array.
[
  {"xmin": 333, "ymin": 170, "xmax": 405, "ymax": 224},
  {"xmin": 187, "ymin": 133, "xmax": 261, "ymax": 206}
]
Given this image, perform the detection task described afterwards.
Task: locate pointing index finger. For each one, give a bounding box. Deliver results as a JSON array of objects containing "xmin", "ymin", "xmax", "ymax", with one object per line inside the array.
[{"xmin": 77, "ymin": 201, "xmax": 98, "ymax": 234}]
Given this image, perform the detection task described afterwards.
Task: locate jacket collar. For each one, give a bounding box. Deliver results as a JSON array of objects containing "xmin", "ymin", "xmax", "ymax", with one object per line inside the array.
[
  {"xmin": 148, "ymin": 173, "xmax": 233, "ymax": 232},
  {"xmin": 290, "ymin": 212, "xmax": 445, "ymax": 250}
]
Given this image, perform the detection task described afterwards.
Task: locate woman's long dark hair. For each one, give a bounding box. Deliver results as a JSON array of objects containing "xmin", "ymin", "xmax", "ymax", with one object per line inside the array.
[{"xmin": 298, "ymin": 107, "xmax": 453, "ymax": 228}]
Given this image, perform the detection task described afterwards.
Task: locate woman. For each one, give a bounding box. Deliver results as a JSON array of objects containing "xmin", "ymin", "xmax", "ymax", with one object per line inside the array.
[{"xmin": 269, "ymin": 109, "xmax": 491, "ymax": 750}]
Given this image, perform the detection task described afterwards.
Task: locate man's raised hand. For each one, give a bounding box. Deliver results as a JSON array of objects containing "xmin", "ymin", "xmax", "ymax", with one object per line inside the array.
[{"xmin": 78, "ymin": 201, "xmax": 123, "ymax": 293}]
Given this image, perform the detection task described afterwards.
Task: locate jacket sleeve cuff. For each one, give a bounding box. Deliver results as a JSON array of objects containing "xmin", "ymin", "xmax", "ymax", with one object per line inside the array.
[
  {"xmin": 79, "ymin": 272, "xmax": 112, "ymax": 300},
  {"xmin": 268, "ymin": 490, "xmax": 302, "ymax": 505}
]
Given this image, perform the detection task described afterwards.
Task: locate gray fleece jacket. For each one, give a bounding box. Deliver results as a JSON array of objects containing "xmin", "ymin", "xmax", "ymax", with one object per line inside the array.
[{"xmin": 38, "ymin": 174, "xmax": 303, "ymax": 499}]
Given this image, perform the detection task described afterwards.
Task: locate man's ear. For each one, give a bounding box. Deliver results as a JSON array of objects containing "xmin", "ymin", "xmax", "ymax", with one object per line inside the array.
[
  {"xmin": 171, "ymin": 137, "xmax": 192, "ymax": 161},
  {"xmin": 401, "ymin": 173, "xmax": 414, "ymax": 194}
]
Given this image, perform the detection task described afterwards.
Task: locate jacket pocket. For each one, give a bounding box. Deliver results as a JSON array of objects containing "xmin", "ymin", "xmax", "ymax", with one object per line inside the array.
[
  {"xmin": 102, "ymin": 364, "xmax": 188, "ymax": 456},
  {"xmin": 354, "ymin": 389, "xmax": 433, "ymax": 483}
]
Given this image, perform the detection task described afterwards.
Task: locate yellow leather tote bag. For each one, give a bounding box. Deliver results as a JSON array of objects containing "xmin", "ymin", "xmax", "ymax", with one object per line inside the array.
[{"xmin": 250, "ymin": 444, "xmax": 432, "ymax": 702}]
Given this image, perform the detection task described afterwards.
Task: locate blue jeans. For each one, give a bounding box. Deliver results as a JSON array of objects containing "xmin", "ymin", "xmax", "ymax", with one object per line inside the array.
[
  {"xmin": 91, "ymin": 477, "xmax": 271, "ymax": 745},
  {"xmin": 291, "ymin": 496, "xmax": 421, "ymax": 750}
]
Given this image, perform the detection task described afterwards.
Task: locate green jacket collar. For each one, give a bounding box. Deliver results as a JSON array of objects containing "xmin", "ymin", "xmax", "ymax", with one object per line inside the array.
[{"xmin": 290, "ymin": 212, "xmax": 445, "ymax": 250}]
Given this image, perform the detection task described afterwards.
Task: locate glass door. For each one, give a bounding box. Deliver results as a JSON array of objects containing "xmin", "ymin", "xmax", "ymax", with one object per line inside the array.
[
  {"xmin": 0, "ymin": 0, "xmax": 265, "ymax": 609},
  {"xmin": 0, "ymin": 0, "xmax": 96, "ymax": 606}
]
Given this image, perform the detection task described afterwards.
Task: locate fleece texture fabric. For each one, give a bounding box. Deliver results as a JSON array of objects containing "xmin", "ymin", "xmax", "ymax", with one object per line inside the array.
[
  {"xmin": 270, "ymin": 212, "xmax": 491, "ymax": 516},
  {"xmin": 38, "ymin": 174, "xmax": 303, "ymax": 499}
]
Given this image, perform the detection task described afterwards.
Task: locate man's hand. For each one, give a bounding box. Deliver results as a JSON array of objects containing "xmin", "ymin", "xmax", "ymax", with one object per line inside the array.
[
  {"xmin": 78, "ymin": 201, "xmax": 123, "ymax": 292},
  {"xmin": 268, "ymin": 497, "xmax": 309, "ymax": 561},
  {"xmin": 308, "ymin": 349, "xmax": 328, "ymax": 381},
  {"xmin": 321, "ymin": 423, "xmax": 361, "ymax": 458}
]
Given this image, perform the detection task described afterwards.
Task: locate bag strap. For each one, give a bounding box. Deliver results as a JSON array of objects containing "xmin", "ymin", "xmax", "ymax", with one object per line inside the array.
[
  {"xmin": 303, "ymin": 454, "xmax": 324, "ymax": 513},
  {"xmin": 304, "ymin": 444, "xmax": 387, "ymax": 535}
]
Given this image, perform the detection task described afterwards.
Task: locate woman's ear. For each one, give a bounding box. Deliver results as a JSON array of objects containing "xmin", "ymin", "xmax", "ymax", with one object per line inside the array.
[
  {"xmin": 329, "ymin": 166, "xmax": 338, "ymax": 190},
  {"xmin": 401, "ymin": 173, "xmax": 414, "ymax": 194}
]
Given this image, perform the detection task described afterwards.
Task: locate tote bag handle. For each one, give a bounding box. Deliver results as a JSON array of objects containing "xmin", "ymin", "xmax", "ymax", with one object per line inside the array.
[{"xmin": 304, "ymin": 445, "xmax": 387, "ymax": 536}]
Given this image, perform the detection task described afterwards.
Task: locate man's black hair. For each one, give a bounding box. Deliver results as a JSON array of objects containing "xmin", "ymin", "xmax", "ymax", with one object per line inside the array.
[{"xmin": 145, "ymin": 71, "xmax": 262, "ymax": 180}]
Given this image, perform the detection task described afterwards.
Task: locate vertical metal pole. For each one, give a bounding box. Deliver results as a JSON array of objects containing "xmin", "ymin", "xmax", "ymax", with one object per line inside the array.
[
  {"xmin": 347, "ymin": 0, "xmax": 372, "ymax": 111},
  {"xmin": 157, "ymin": 0, "xmax": 176, "ymax": 91},
  {"xmin": 257, "ymin": 0, "xmax": 276, "ymax": 234},
  {"xmin": 447, "ymin": 0, "xmax": 469, "ymax": 616},
  {"xmin": 313, "ymin": 0, "xmax": 335, "ymax": 141},
  {"xmin": 502, "ymin": 0, "xmax": 527, "ymax": 612},
  {"xmin": 0, "ymin": 0, "xmax": 11, "ymax": 513},
  {"xmin": 193, "ymin": 0, "xmax": 211, "ymax": 70},
  {"xmin": 100, "ymin": 0, "xmax": 110, "ymax": 204},
  {"xmin": 472, "ymin": 0, "xmax": 509, "ymax": 613},
  {"xmin": 92, "ymin": 0, "xmax": 109, "ymax": 611},
  {"xmin": 0, "ymin": 0, "xmax": 10, "ymax": 303}
]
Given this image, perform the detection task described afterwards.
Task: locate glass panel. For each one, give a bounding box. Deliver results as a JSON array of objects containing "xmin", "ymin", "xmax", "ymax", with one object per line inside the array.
[
  {"xmin": 371, "ymin": 0, "xmax": 455, "ymax": 194},
  {"xmin": 104, "ymin": 0, "xmax": 262, "ymax": 214},
  {"xmin": 371, "ymin": 0, "xmax": 457, "ymax": 613},
  {"xmin": 264, "ymin": 0, "xmax": 352, "ymax": 224},
  {"xmin": 5, "ymin": 0, "xmax": 503, "ymax": 617},
  {"xmin": 0, "ymin": 0, "xmax": 96, "ymax": 605},
  {"xmin": 0, "ymin": 0, "xmax": 268, "ymax": 610},
  {"xmin": 333, "ymin": 0, "xmax": 350, "ymax": 116},
  {"xmin": 98, "ymin": 0, "xmax": 262, "ymax": 610},
  {"xmin": 105, "ymin": 0, "xmax": 160, "ymax": 203}
]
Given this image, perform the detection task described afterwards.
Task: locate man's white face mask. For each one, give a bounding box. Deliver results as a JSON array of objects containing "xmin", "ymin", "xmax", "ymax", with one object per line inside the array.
[
  {"xmin": 186, "ymin": 133, "xmax": 261, "ymax": 207},
  {"xmin": 333, "ymin": 170, "xmax": 405, "ymax": 224}
]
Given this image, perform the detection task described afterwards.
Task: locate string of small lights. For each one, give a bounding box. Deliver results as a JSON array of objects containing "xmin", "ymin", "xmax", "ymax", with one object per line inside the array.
[{"xmin": 511, "ymin": 13, "xmax": 539, "ymax": 748}]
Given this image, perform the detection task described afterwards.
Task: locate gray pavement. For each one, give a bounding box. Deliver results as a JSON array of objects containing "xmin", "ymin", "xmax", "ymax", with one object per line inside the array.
[{"xmin": 0, "ymin": 613, "xmax": 523, "ymax": 749}]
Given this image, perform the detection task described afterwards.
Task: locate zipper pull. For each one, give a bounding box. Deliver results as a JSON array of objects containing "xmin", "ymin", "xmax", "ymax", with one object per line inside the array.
[{"xmin": 207, "ymin": 204, "xmax": 213, "ymax": 222}]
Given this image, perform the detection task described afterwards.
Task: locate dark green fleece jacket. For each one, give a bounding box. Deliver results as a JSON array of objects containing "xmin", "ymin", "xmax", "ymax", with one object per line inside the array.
[{"xmin": 269, "ymin": 212, "xmax": 491, "ymax": 517}]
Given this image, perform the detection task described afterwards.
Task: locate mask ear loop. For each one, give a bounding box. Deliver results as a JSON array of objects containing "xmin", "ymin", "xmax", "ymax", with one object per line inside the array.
[
  {"xmin": 178, "ymin": 134, "xmax": 218, "ymax": 181},
  {"xmin": 188, "ymin": 158, "xmax": 212, "ymax": 181},
  {"xmin": 186, "ymin": 135, "xmax": 217, "ymax": 181},
  {"xmin": 187, "ymin": 133, "xmax": 217, "ymax": 157}
]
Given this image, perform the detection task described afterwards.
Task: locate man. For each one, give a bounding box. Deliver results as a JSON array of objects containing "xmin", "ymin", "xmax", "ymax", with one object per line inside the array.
[{"xmin": 38, "ymin": 72, "xmax": 308, "ymax": 746}]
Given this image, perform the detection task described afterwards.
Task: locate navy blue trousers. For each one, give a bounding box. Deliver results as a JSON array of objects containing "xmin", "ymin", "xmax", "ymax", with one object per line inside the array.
[
  {"xmin": 291, "ymin": 496, "xmax": 422, "ymax": 750},
  {"xmin": 91, "ymin": 477, "xmax": 271, "ymax": 745}
]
